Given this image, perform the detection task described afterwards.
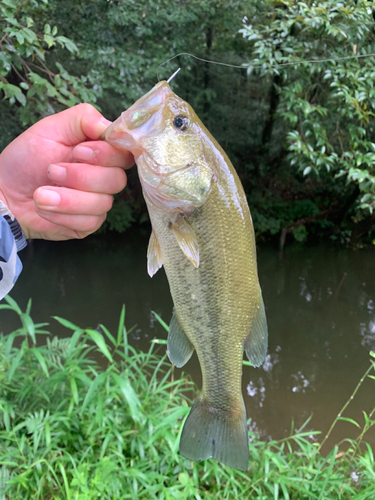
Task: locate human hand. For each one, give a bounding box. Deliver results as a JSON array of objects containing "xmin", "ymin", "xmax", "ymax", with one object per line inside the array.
[{"xmin": 0, "ymin": 104, "xmax": 134, "ymax": 240}]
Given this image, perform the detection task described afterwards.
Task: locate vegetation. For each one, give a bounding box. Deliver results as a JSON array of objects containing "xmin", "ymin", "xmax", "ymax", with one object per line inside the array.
[
  {"xmin": 0, "ymin": 296, "xmax": 374, "ymax": 499},
  {"xmin": 1, "ymin": 0, "xmax": 375, "ymax": 244}
]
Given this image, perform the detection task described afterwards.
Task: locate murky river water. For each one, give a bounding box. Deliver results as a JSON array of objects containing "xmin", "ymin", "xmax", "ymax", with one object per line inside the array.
[{"xmin": 1, "ymin": 228, "xmax": 374, "ymax": 451}]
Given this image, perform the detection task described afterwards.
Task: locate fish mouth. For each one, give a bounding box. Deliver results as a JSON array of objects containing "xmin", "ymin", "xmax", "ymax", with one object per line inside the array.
[{"xmin": 102, "ymin": 81, "xmax": 173, "ymax": 157}]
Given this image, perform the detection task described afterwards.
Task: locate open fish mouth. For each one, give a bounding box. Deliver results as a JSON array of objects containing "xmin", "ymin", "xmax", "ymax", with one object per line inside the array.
[{"xmin": 103, "ymin": 82, "xmax": 173, "ymax": 157}]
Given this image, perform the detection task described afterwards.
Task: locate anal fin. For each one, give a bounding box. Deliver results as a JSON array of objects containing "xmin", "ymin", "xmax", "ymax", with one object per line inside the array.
[
  {"xmin": 167, "ymin": 311, "xmax": 194, "ymax": 368},
  {"xmin": 171, "ymin": 216, "xmax": 199, "ymax": 268},
  {"xmin": 244, "ymin": 292, "xmax": 268, "ymax": 367},
  {"xmin": 147, "ymin": 230, "xmax": 163, "ymax": 277}
]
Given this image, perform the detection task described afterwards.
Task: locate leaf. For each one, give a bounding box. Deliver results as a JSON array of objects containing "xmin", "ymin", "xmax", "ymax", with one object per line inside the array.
[
  {"xmin": 117, "ymin": 304, "xmax": 126, "ymax": 345},
  {"xmin": 2, "ymin": 0, "xmax": 17, "ymax": 8},
  {"xmin": 70, "ymin": 377, "xmax": 79, "ymax": 405},
  {"xmin": 14, "ymin": 32, "xmax": 24, "ymax": 45},
  {"xmin": 81, "ymin": 372, "xmax": 106, "ymax": 412},
  {"xmin": 44, "ymin": 34, "xmax": 55, "ymax": 48},
  {"xmin": 56, "ymin": 36, "xmax": 78, "ymax": 53},
  {"xmin": 8, "ymin": 348, "xmax": 24, "ymax": 381},
  {"xmin": 337, "ymin": 416, "xmax": 360, "ymax": 428},
  {"xmin": 111, "ymin": 373, "xmax": 142, "ymax": 423},
  {"xmin": 243, "ymin": 360, "xmax": 253, "ymax": 366},
  {"xmin": 66, "ymin": 329, "xmax": 83, "ymax": 358},
  {"xmin": 31, "ymin": 348, "xmax": 49, "ymax": 377},
  {"xmin": 152, "ymin": 311, "xmax": 169, "ymax": 332},
  {"xmin": 85, "ymin": 329, "xmax": 113, "ymax": 362},
  {"xmin": 53, "ymin": 316, "xmax": 81, "ymax": 331}
]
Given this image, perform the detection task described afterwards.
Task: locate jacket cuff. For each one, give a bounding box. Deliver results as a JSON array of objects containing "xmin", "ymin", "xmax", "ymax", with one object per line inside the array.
[{"xmin": 0, "ymin": 200, "xmax": 27, "ymax": 251}]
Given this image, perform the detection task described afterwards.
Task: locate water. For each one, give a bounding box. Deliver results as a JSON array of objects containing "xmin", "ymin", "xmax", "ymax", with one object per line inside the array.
[{"xmin": 1, "ymin": 228, "xmax": 374, "ymax": 451}]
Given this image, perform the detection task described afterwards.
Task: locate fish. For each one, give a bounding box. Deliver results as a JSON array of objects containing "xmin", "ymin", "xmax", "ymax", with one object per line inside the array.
[{"xmin": 103, "ymin": 80, "xmax": 268, "ymax": 470}]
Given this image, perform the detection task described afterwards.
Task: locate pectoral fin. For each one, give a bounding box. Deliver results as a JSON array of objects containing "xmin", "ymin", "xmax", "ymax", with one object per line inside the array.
[
  {"xmin": 244, "ymin": 293, "xmax": 268, "ymax": 367},
  {"xmin": 167, "ymin": 311, "xmax": 194, "ymax": 368},
  {"xmin": 171, "ymin": 216, "xmax": 199, "ymax": 268},
  {"xmin": 147, "ymin": 230, "xmax": 163, "ymax": 277}
]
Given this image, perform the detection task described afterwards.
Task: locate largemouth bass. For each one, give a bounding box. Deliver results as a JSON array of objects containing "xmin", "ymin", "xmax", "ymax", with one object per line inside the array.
[{"xmin": 103, "ymin": 81, "xmax": 268, "ymax": 470}]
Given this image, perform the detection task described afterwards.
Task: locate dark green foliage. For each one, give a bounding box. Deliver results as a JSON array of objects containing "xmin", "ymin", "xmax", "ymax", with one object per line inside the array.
[
  {"xmin": 2, "ymin": 0, "xmax": 375, "ymax": 244},
  {"xmin": 240, "ymin": 0, "xmax": 375, "ymax": 244},
  {"xmin": 0, "ymin": 296, "xmax": 374, "ymax": 499},
  {"xmin": 0, "ymin": 0, "xmax": 97, "ymax": 144},
  {"xmin": 97, "ymin": 194, "xmax": 135, "ymax": 234}
]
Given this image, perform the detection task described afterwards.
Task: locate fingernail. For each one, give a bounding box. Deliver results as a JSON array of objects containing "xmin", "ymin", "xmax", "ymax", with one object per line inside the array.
[
  {"xmin": 35, "ymin": 188, "xmax": 61, "ymax": 209},
  {"xmin": 100, "ymin": 117, "xmax": 112, "ymax": 127},
  {"xmin": 48, "ymin": 164, "xmax": 66, "ymax": 183},
  {"xmin": 74, "ymin": 145, "xmax": 96, "ymax": 162}
]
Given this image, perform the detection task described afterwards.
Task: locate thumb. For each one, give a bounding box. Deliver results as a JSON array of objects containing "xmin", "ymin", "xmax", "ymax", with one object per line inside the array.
[
  {"xmin": 76, "ymin": 103, "xmax": 113, "ymax": 141},
  {"xmin": 33, "ymin": 103, "xmax": 113, "ymax": 146}
]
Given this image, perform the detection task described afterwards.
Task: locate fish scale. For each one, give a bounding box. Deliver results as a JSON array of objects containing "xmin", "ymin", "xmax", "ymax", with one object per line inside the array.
[{"xmin": 103, "ymin": 80, "xmax": 268, "ymax": 470}]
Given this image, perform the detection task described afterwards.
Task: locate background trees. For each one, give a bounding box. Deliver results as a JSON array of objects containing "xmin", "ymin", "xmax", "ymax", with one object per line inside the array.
[{"xmin": 1, "ymin": 0, "xmax": 375, "ymax": 246}]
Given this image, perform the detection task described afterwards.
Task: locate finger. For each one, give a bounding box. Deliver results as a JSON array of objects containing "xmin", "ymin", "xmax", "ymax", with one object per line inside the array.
[
  {"xmin": 72, "ymin": 140, "xmax": 134, "ymax": 168},
  {"xmin": 35, "ymin": 212, "xmax": 107, "ymax": 238},
  {"xmin": 34, "ymin": 186, "xmax": 113, "ymax": 215},
  {"xmin": 48, "ymin": 163, "xmax": 127, "ymax": 194},
  {"xmin": 33, "ymin": 103, "xmax": 113, "ymax": 145}
]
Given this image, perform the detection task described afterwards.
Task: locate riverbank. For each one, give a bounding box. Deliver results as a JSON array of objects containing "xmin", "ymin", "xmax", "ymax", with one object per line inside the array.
[{"xmin": 0, "ymin": 297, "xmax": 374, "ymax": 499}]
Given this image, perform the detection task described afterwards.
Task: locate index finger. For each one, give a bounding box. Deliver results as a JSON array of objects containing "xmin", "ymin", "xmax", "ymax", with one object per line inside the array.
[{"xmin": 73, "ymin": 140, "xmax": 135, "ymax": 169}]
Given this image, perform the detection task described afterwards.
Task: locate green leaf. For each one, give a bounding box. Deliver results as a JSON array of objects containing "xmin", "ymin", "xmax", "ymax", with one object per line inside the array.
[
  {"xmin": 44, "ymin": 34, "xmax": 55, "ymax": 48},
  {"xmin": 56, "ymin": 36, "xmax": 78, "ymax": 53},
  {"xmin": 53, "ymin": 316, "xmax": 81, "ymax": 331},
  {"xmin": 152, "ymin": 311, "xmax": 169, "ymax": 332},
  {"xmin": 8, "ymin": 348, "xmax": 24, "ymax": 381},
  {"xmin": 81, "ymin": 372, "xmax": 106, "ymax": 412},
  {"xmin": 15, "ymin": 91, "xmax": 26, "ymax": 106},
  {"xmin": 111, "ymin": 373, "xmax": 142, "ymax": 423},
  {"xmin": 2, "ymin": 83, "xmax": 21, "ymax": 98},
  {"xmin": 2, "ymin": 0, "xmax": 17, "ymax": 9},
  {"xmin": 70, "ymin": 377, "xmax": 79, "ymax": 405},
  {"xmin": 117, "ymin": 304, "xmax": 126, "ymax": 345},
  {"xmin": 85, "ymin": 329, "xmax": 113, "ymax": 362},
  {"xmin": 14, "ymin": 32, "xmax": 24, "ymax": 45},
  {"xmin": 243, "ymin": 360, "xmax": 253, "ymax": 366},
  {"xmin": 337, "ymin": 416, "xmax": 360, "ymax": 428},
  {"xmin": 30, "ymin": 348, "xmax": 49, "ymax": 377},
  {"xmin": 4, "ymin": 295, "xmax": 21, "ymax": 313}
]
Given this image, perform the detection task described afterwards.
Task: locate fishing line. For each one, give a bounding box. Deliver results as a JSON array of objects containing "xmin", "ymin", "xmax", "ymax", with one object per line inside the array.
[{"xmin": 157, "ymin": 51, "xmax": 375, "ymax": 80}]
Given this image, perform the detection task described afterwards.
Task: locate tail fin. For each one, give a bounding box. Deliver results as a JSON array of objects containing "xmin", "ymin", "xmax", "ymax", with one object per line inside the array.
[{"xmin": 179, "ymin": 395, "xmax": 249, "ymax": 470}]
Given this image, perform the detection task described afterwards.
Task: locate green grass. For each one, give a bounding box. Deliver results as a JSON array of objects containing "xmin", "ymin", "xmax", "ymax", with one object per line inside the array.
[{"xmin": 0, "ymin": 296, "xmax": 374, "ymax": 499}]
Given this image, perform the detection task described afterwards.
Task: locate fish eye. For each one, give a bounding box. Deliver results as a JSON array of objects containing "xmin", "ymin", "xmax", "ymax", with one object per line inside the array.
[{"xmin": 173, "ymin": 115, "xmax": 189, "ymax": 131}]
